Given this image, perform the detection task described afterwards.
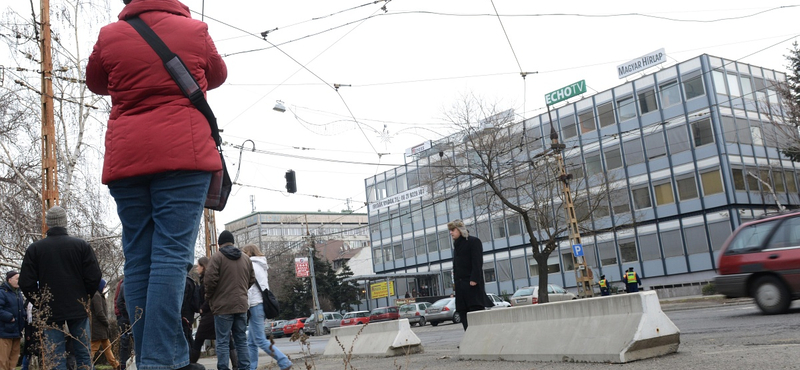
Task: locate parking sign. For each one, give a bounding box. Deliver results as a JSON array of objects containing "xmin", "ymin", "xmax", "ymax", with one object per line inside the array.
[{"xmin": 572, "ymin": 244, "xmax": 584, "ymax": 257}]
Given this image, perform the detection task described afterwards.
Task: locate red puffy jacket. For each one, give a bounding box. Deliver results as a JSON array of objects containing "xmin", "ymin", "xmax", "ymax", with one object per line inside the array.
[{"xmin": 86, "ymin": 0, "xmax": 227, "ymax": 184}]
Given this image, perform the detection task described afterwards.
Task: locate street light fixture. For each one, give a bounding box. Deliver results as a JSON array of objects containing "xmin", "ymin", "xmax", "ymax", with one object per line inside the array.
[{"xmin": 273, "ymin": 100, "xmax": 286, "ymax": 113}]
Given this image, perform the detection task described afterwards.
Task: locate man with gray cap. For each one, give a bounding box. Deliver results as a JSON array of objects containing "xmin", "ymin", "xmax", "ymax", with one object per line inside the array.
[{"xmin": 19, "ymin": 206, "xmax": 102, "ymax": 370}]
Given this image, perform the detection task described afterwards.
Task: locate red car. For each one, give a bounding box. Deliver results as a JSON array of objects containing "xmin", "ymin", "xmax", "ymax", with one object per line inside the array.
[
  {"xmin": 282, "ymin": 317, "xmax": 307, "ymax": 336},
  {"xmin": 340, "ymin": 311, "xmax": 370, "ymax": 326},
  {"xmin": 368, "ymin": 306, "xmax": 400, "ymax": 322},
  {"xmin": 715, "ymin": 211, "xmax": 800, "ymax": 314}
]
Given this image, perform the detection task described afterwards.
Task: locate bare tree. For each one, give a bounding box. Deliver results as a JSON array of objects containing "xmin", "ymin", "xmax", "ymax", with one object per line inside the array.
[{"xmin": 425, "ymin": 94, "xmax": 632, "ymax": 303}]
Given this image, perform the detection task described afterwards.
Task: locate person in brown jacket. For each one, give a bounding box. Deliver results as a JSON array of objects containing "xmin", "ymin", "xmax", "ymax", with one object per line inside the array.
[
  {"xmin": 91, "ymin": 279, "xmax": 120, "ymax": 369},
  {"xmin": 204, "ymin": 231, "xmax": 255, "ymax": 370}
]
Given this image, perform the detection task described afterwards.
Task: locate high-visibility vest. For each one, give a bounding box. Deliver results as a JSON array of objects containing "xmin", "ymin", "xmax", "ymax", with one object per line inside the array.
[
  {"xmin": 599, "ymin": 279, "xmax": 607, "ymax": 288},
  {"xmin": 626, "ymin": 272, "xmax": 637, "ymax": 284}
]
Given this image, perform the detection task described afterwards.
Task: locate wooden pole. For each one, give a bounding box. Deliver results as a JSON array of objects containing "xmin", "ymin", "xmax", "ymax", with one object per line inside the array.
[{"xmin": 40, "ymin": 0, "xmax": 59, "ymax": 236}]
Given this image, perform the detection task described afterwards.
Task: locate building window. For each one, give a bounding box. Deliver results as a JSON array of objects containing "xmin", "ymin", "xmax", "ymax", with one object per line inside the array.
[
  {"xmin": 726, "ymin": 73, "xmax": 741, "ymax": 97},
  {"xmin": 619, "ymin": 240, "xmax": 638, "ymax": 262},
  {"xmin": 579, "ymin": 109, "xmax": 596, "ymax": 133},
  {"xmin": 604, "ymin": 145, "xmax": 623, "ymax": 170},
  {"xmin": 632, "ymin": 187, "xmax": 652, "ymax": 209},
  {"xmin": 491, "ymin": 219, "xmax": 506, "ymax": 239},
  {"xmin": 639, "ymin": 233, "xmax": 661, "ymax": 261},
  {"xmin": 772, "ymin": 170, "xmax": 786, "ymax": 192},
  {"xmin": 660, "ymin": 80, "xmax": 681, "ymax": 108},
  {"xmin": 682, "ymin": 70, "xmax": 705, "ymax": 100},
  {"xmin": 373, "ymin": 248, "xmax": 383, "ymax": 264},
  {"xmin": 654, "ymin": 182, "xmax": 675, "ymax": 206},
  {"xmin": 623, "ymin": 138, "xmax": 645, "ymax": 165},
  {"xmin": 585, "ymin": 154, "xmax": 602, "ymax": 177},
  {"xmin": 713, "ymin": 70, "xmax": 727, "ymax": 95},
  {"xmin": 644, "ymin": 132, "xmax": 667, "ymax": 160},
  {"xmin": 507, "ymin": 216, "xmax": 522, "ymax": 236},
  {"xmin": 415, "ymin": 237, "xmax": 426, "ymax": 256},
  {"xmin": 685, "ymin": 225, "xmax": 709, "ymax": 254},
  {"xmin": 403, "ymin": 239, "xmax": 414, "ymax": 258},
  {"xmin": 708, "ymin": 222, "xmax": 732, "ymax": 251},
  {"xmin": 736, "ymin": 118, "xmax": 752, "ymax": 145},
  {"xmin": 561, "ymin": 114, "xmax": 577, "ymax": 139},
  {"xmin": 732, "ymin": 168, "xmax": 747, "ymax": 191},
  {"xmin": 386, "ymin": 246, "xmax": 396, "ymax": 261},
  {"xmin": 438, "ymin": 231, "xmax": 451, "ymax": 251},
  {"xmin": 598, "ymin": 241, "xmax": 617, "ymax": 266},
  {"xmin": 667, "ymin": 125, "xmax": 690, "ymax": 154},
  {"xmin": 562, "ymin": 252, "xmax": 575, "ymax": 271},
  {"xmin": 443, "ymin": 270, "xmax": 453, "ymax": 290},
  {"xmin": 566, "ymin": 156, "xmax": 584, "ymax": 179},
  {"xmin": 617, "ymin": 96, "xmax": 636, "ymax": 122},
  {"xmin": 597, "ymin": 102, "xmax": 616, "ymax": 127},
  {"xmin": 691, "ymin": 119, "xmax": 714, "ymax": 147},
  {"xmin": 638, "ymin": 88, "xmax": 658, "ymax": 115},
  {"xmin": 611, "ymin": 189, "xmax": 630, "ymax": 214},
  {"xmin": 476, "ymin": 221, "xmax": 490, "ymax": 240},
  {"xmin": 745, "ymin": 166, "xmax": 760, "ymax": 191},
  {"xmin": 483, "ymin": 267, "xmax": 496, "ymax": 283},
  {"xmin": 785, "ymin": 171, "xmax": 798, "ymax": 193},
  {"xmin": 701, "ymin": 170, "xmax": 724, "ymax": 195},
  {"xmin": 661, "ymin": 229, "xmax": 684, "ymax": 257},
  {"xmin": 677, "ymin": 176, "xmax": 699, "ymax": 200},
  {"xmin": 426, "ymin": 233, "xmax": 438, "ymax": 253}
]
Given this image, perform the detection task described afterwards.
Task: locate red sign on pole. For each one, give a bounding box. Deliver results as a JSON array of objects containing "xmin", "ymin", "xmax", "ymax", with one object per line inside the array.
[{"xmin": 295, "ymin": 257, "xmax": 309, "ymax": 277}]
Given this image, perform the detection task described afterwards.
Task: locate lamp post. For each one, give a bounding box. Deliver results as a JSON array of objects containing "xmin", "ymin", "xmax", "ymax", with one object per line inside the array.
[{"xmin": 305, "ymin": 215, "xmax": 322, "ymax": 336}]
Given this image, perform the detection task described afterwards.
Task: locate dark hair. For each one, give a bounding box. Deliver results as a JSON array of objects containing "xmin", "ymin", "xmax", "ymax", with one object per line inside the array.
[{"xmin": 123, "ymin": 0, "xmax": 132, "ymax": 4}]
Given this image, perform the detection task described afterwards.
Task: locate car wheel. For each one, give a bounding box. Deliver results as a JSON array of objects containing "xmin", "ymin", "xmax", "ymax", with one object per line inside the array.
[
  {"xmin": 753, "ymin": 275, "xmax": 791, "ymax": 315},
  {"xmin": 452, "ymin": 312, "xmax": 461, "ymax": 324},
  {"xmin": 418, "ymin": 317, "xmax": 426, "ymax": 327},
  {"xmin": 323, "ymin": 327, "xmax": 330, "ymax": 335},
  {"xmin": 430, "ymin": 321, "xmax": 439, "ymax": 327}
]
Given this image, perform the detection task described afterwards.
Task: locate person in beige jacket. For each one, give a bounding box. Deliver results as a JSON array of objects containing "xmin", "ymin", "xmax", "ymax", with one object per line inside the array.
[{"xmin": 204, "ymin": 231, "xmax": 254, "ymax": 370}]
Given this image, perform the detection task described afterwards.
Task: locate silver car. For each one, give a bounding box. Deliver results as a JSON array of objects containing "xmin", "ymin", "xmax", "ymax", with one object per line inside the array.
[
  {"xmin": 424, "ymin": 298, "xmax": 460, "ymax": 326},
  {"xmin": 399, "ymin": 302, "xmax": 431, "ymax": 326},
  {"xmin": 304, "ymin": 312, "xmax": 343, "ymax": 335},
  {"xmin": 487, "ymin": 293, "xmax": 511, "ymax": 308},
  {"xmin": 510, "ymin": 284, "xmax": 577, "ymax": 306}
]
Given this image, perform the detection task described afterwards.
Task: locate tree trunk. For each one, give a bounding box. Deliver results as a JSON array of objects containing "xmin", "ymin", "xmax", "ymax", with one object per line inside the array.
[{"xmin": 534, "ymin": 253, "xmax": 550, "ymax": 304}]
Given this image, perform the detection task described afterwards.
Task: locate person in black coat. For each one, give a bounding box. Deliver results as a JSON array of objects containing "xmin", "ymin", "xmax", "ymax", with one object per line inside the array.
[
  {"xmin": 19, "ymin": 206, "xmax": 102, "ymax": 370},
  {"xmin": 448, "ymin": 219, "xmax": 493, "ymax": 331}
]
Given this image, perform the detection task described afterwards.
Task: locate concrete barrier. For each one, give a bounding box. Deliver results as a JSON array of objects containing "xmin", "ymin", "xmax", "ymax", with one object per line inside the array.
[
  {"xmin": 458, "ymin": 291, "xmax": 679, "ymax": 363},
  {"xmin": 323, "ymin": 318, "xmax": 423, "ymax": 357}
]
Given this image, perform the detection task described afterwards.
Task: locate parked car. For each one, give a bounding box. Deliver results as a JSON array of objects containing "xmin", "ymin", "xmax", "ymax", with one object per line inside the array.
[
  {"xmin": 715, "ymin": 211, "xmax": 800, "ymax": 314},
  {"xmin": 369, "ymin": 306, "xmax": 400, "ymax": 322},
  {"xmin": 268, "ymin": 320, "xmax": 287, "ymax": 338},
  {"xmin": 487, "ymin": 293, "xmax": 511, "ymax": 308},
  {"xmin": 341, "ymin": 311, "xmax": 370, "ymax": 326},
  {"xmin": 399, "ymin": 302, "xmax": 431, "ymax": 326},
  {"xmin": 424, "ymin": 297, "xmax": 459, "ymax": 326},
  {"xmin": 304, "ymin": 312, "xmax": 344, "ymax": 335},
  {"xmin": 509, "ymin": 284, "xmax": 577, "ymax": 306},
  {"xmin": 282, "ymin": 317, "xmax": 307, "ymax": 336}
]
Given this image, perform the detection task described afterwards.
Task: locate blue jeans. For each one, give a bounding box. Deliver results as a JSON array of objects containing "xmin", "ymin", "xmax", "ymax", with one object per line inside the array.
[
  {"xmin": 109, "ymin": 171, "xmax": 211, "ymax": 370},
  {"xmin": 247, "ymin": 305, "xmax": 292, "ymax": 370},
  {"xmin": 214, "ymin": 313, "xmax": 250, "ymax": 370},
  {"xmin": 42, "ymin": 317, "xmax": 91, "ymax": 370}
]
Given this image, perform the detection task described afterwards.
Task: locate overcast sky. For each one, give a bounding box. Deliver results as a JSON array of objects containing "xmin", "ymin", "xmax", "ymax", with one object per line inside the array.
[{"xmin": 19, "ymin": 0, "xmax": 800, "ymax": 228}]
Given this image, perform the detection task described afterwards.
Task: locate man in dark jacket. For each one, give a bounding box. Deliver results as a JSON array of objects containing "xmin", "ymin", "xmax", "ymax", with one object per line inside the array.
[
  {"xmin": 448, "ymin": 219, "xmax": 493, "ymax": 331},
  {"xmin": 205, "ymin": 231, "xmax": 255, "ymax": 370},
  {"xmin": 19, "ymin": 206, "xmax": 102, "ymax": 370},
  {"xmin": 0, "ymin": 270, "xmax": 25, "ymax": 370}
]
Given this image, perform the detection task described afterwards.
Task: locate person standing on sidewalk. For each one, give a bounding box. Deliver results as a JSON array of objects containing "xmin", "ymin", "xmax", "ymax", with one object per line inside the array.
[
  {"xmin": 19, "ymin": 205, "xmax": 102, "ymax": 370},
  {"xmin": 624, "ymin": 268, "xmax": 642, "ymax": 293},
  {"xmin": 598, "ymin": 275, "xmax": 610, "ymax": 296},
  {"xmin": 205, "ymin": 231, "xmax": 254, "ymax": 370},
  {"xmin": 448, "ymin": 220, "xmax": 493, "ymax": 331},
  {"xmin": 241, "ymin": 244, "xmax": 292, "ymax": 370},
  {"xmin": 0, "ymin": 270, "xmax": 25, "ymax": 370},
  {"xmin": 190, "ymin": 257, "xmax": 238, "ymax": 367},
  {"xmin": 91, "ymin": 279, "xmax": 121, "ymax": 369}
]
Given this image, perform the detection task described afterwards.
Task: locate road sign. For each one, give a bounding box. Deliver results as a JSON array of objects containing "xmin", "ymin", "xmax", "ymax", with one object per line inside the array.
[
  {"xmin": 295, "ymin": 257, "xmax": 309, "ymax": 277},
  {"xmin": 545, "ymin": 80, "xmax": 586, "ymax": 106},
  {"xmin": 572, "ymin": 244, "xmax": 584, "ymax": 257}
]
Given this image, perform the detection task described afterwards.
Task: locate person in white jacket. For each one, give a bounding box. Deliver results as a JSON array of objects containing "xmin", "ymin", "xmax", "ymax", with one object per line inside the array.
[{"xmin": 241, "ymin": 244, "xmax": 292, "ymax": 370}]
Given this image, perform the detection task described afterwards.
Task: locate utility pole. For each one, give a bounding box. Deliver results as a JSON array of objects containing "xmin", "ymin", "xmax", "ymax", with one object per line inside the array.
[
  {"xmin": 204, "ymin": 209, "xmax": 218, "ymax": 257},
  {"xmin": 40, "ymin": 0, "xmax": 58, "ymax": 236},
  {"xmin": 305, "ymin": 214, "xmax": 322, "ymax": 336},
  {"xmin": 547, "ymin": 119, "xmax": 594, "ymax": 298}
]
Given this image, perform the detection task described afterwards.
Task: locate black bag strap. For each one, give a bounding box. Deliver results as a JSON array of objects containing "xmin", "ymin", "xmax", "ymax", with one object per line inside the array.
[{"xmin": 125, "ymin": 16, "xmax": 221, "ymax": 147}]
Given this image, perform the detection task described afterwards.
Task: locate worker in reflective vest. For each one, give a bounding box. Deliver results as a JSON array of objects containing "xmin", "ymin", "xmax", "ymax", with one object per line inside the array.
[
  {"xmin": 624, "ymin": 267, "xmax": 641, "ymax": 293},
  {"xmin": 598, "ymin": 275, "xmax": 610, "ymax": 296}
]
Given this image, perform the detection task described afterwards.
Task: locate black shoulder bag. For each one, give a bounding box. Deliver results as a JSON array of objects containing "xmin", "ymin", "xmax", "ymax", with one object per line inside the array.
[
  {"xmin": 255, "ymin": 278, "xmax": 281, "ymax": 320},
  {"xmin": 126, "ymin": 16, "xmax": 231, "ymax": 211}
]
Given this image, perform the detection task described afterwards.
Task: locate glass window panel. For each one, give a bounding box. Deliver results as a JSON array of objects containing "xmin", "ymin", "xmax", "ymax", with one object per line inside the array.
[
  {"xmin": 632, "ymin": 187, "xmax": 652, "ymax": 209},
  {"xmin": 639, "ymin": 233, "xmax": 661, "ymax": 261},
  {"xmin": 682, "ymin": 70, "xmax": 705, "ymax": 100},
  {"xmin": 476, "ymin": 221, "xmax": 490, "ymax": 240},
  {"xmin": 772, "ymin": 170, "xmax": 786, "ymax": 192},
  {"xmin": 604, "ymin": 145, "xmax": 623, "ymax": 170},
  {"xmin": 426, "ymin": 233, "xmax": 438, "ymax": 253},
  {"xmin": 403, "ymin": 239, "xmax": 414, "ymax": 258},
  {"xmin": 691, "ymin": 118, "xmax": 714, "ymax": 147},
  {"xmin": 598, "ymin": 102, "xmax": 616, "ymax": 127},
  {"xmin": 510, "ymin": 257, "xmax": 526, "ymax": 280},
  {"xmin": 721, "ymin": 116, "xmax": 737, "ymax": 143},
  {"xmin": 701, "ymin": 170, "xmax": 724, "ymax": 195},
  {"xmin": 415, "ymin": 237, "xmax": 426, "ymax": 255},
  {"xmin": 561, "ymin": 114, "xmax": 577, "ymax": 139},
  {"xmin": 492, "ymin": 218, "xmax": 506, "ymax": 239},
  {"xmin": 619, "ymin": 240, "xmax": 638, "ymax": 262},
  {"xmin": 566, "ymin": 156, "xmax": 584, "ymax": 179},
  {"xmin": 644, "ymin": 132, "xmax": 667, "ymax": 159},
  {"xmin": 483, "ymin": 266, "xmax": 496, "ymax": 283},
  {"xmin": 598, "ymin": 241, "xmax": 617, "ymax": 266},
  {"xmin": 713, "ymin": 70, "xmax": 728, "ymax": 95},
  {"xmin": 732, "ymin": 168, "xmax": 746, "ymax": 191},
  {"xmin": 617, "ymin": 96, "xmax": 637, "ymax": 122},
  {"xmin": 677, "ymin": 176, "xmax": 699, "ymax": 200},
  {"xmin": 708, "ymin": 221, "xmax": 732, "ymax": 251},
  {"xmin": 638, "ymin": 88, "xmax": 658, "ymax": 115},
  {"xmin": 745, "ymin": 166, "xmax": 760, "ymax": 191},
  {"xmin": 579, "ymin": 109, "xmax": 596, "ymax": 133},
  {"xmin": 726, "ymin": 73, "xmax": 741, "ymax": 96},
  {"xmin": 766, "ymin": 217, "xmax": 800, "ymax": 249},
  {"xmin": 685, "ymin": 225, "xmax": 709, "ymax": 254},
  {"xmin": 740, "ymin": 76, "xmax": 754, "ymax": 97},
  {"xmin": 751, "ymin": 126, "xmax": 763, "ymax": 146},
  {"xmin": 660, "ymin": 80, "xmax": 681, "ymax": 108},
  {"xmin": 736, "ymin": 118, "xmax": 752, "ymax": 145},
  {"xmin": 438, "ymin": 230, "xmax": 451, "ymax": 252},
  {"xmin": 623, "ymin": 138, "xmax": 645, "ymax": 165},
  {"xmin": 661, "ymin": 229, "xmax": 684, "ymax": 257},
  {"xmin": 654, "ymin": 183, "xmax": 675, "ymax": 205},
  {"xmin": 585, "ymin": 154, "xmax": 602, "ymax": 177},
  {"xmin": 611, "ymin": 189, "xmax": 630, "ymax": 214},
  {"xmin": 785, "ymin": 171, "xmax": 798, "ymax": 193},
  {"xmin": 667, "ymin": 125, "xmax": 691, "ymax": 154}
]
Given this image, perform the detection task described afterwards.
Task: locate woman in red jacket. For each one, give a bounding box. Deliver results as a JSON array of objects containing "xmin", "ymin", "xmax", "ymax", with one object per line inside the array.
[{"xmin": 86, "ymin": 0, "xmax": 226, "ymax": 369}]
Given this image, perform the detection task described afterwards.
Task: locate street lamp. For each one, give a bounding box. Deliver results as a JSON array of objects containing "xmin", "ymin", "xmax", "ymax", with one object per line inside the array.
[{"xmin": 273, "ymin": 100, "xmax": 286, "ymax": 113}]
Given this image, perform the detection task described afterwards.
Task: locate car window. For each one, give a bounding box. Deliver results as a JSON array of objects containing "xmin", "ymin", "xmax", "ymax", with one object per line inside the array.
[
  {"xmin": 553, "ymin": 286, "xmax": 566, "ymax": 294},
  {"xmin": 547, "ymin": 285, "xmax": 555, "ymax": 294},
  {"xmin": 766, "ymin": 217, "xmax": 800, "ymax": 249},
  {"xmin": 728, "ymin": 220, "xmax": 780, "ymax": 253},
  {"xmin": 400, "ymin": 305, "xmax": 414, "ymax": 312},
  {"xmin": 512, "ymin": 288, "xmax": 534, "ymax": 297},
  {"xmin": 334, "ymin": 313, "xmax": 342, "ymax": 320},
  {"xmin": 357, "ymin": 312, "xmax": 369, "ymax": 317}
]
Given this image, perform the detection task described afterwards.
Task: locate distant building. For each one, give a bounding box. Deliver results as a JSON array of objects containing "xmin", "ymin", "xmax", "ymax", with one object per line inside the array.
[{"xmin": 364, "ymin": 54, "xmax": 799, "ymax": 302}]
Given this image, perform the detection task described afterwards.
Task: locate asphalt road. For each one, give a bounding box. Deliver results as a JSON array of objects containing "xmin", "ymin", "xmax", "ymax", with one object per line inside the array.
[{"xmin": 200, "ymin": 299, "xmax": 800, "ymax": 370}]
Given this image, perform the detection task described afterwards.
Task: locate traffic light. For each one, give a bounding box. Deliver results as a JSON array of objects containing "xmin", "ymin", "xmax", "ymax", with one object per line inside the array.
[{"xmin": 285, "ymin": 170, "xmax": 297, "ymax": 193}]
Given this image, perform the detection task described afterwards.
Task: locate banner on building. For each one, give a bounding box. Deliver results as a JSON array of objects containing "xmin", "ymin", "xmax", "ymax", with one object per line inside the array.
[
  {"xmin": 370, "ymin": 281, "xmax": 395, "ymax": 299},
  {"xmin": 617, "ymin": 48, "xmax": 666, "ymax": 79},
  {"xmin": 295, "ymin": 257, "xmax": 309, "ymax": 277},
  {"xmin": 369, "ymin": 186, "xmax": 427, "ymax": 211}
]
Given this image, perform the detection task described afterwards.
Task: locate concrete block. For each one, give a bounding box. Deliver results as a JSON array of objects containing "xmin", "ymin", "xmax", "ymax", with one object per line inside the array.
[
  {"xmin": 458, "ymin": 291, "xmax": 680, "ymax": 363},
  {"xmin": 323, "ymin": 318, "xmax": 423, "ymax": 357}
]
